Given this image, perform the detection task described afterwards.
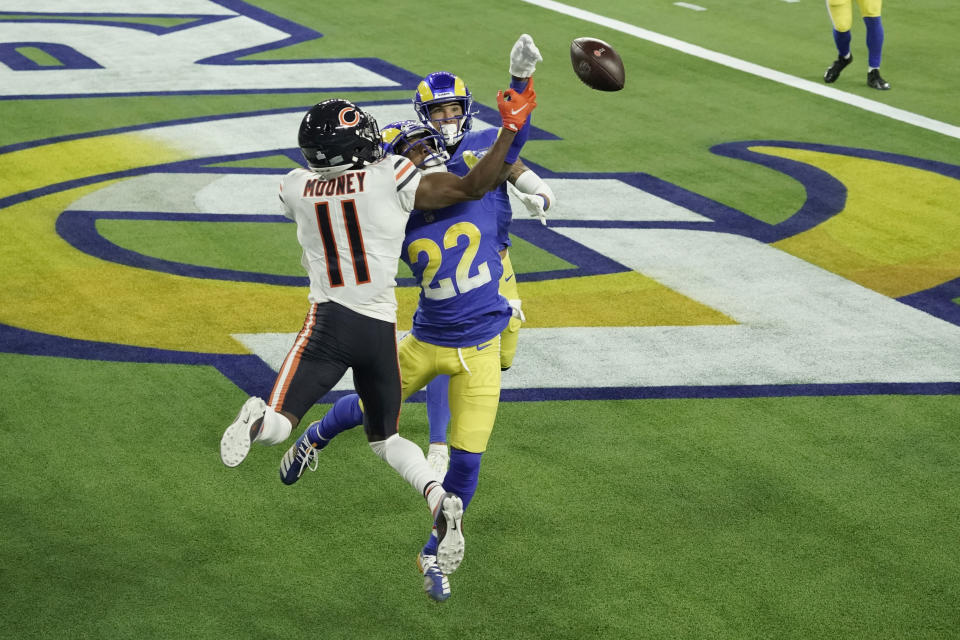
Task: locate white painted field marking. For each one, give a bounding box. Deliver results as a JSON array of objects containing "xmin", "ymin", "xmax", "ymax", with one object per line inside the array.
[
  {"xmin": 0, "ymin": 1, "xmax": 401, "ymax": 96},
  {"xmin": 674, "ymin": 3, "xmax": 708, "ymax": 11},
  {"xmin": 522, "ymin": 0, "xmax": 960, "ymax": 140}
]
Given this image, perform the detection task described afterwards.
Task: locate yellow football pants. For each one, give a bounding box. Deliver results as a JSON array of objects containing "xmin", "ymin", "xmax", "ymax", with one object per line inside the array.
[
  {"xmin": 828, "ymin": 0, "xmax": 882, "ymax": 32},
  {"xmin": 498, "ymin": 250, "xmax": 522, "ymax": 371},
  {"xmin": 398, "ymin": 332, "xmax": 502, "ymax": 453}
]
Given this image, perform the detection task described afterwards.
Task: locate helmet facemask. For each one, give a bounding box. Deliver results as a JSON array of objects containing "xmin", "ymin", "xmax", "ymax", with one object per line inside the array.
[
  {"xmin": 381, "ymin": 120, "xmax": 450, "ymax": 173},
  {"xmin": 426, "ymin": 101, "xmax": 471, "ymax": 147},
  {"xmin": 397, "ymin": 134, "xmax": 449, "ymax": 172}
]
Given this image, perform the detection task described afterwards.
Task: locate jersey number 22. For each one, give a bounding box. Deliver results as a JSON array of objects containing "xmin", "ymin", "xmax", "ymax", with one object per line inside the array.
[{"xmin": 407, "ymin": 221, "xmax": 492, "ymax": 300}]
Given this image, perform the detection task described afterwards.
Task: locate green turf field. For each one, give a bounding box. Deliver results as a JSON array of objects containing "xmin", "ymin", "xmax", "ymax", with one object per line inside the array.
[{"xmin": 2, "ymin": 2, "xmax": 959, "ymax": 638}]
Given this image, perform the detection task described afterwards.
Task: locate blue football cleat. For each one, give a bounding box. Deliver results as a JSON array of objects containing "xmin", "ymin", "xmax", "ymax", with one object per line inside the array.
[
  {"xmin": 417, "ymin": 552, "xmax": 451, "ymax": 602},
  {"xmin": 278, "ymin": 422, "xmax": 328, "ymax": 485}
]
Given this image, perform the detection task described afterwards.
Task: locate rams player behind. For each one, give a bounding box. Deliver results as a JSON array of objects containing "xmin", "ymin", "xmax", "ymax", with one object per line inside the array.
[{"xmin": 413, "ymin": 34, "xmax": 555, "ymax": 474}]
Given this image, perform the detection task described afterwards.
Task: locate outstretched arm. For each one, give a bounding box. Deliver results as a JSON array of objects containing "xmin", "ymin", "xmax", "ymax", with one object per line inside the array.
[
  {"xmin": 507, "ymin": 161, "xmax": 555, "ymax": 226},
  {"xmin": 504, "ymin": 34, "xmax": 552, "ymax": 224}
]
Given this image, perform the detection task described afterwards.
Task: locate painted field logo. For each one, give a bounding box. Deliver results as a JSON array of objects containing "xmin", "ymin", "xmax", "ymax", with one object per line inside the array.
[{"xmin": 2, "ymin": 1, "xmax": 959, "ymax": 400}]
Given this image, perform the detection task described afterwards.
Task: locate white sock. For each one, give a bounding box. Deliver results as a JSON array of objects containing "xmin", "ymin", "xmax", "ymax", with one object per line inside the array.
[
  {"xmin": 256, "ymin": 407, "xmax": 292, "ymax": 445},
  {"xmin": 370, "ymin": 434, "xmax": 445, "ymax": 508}
]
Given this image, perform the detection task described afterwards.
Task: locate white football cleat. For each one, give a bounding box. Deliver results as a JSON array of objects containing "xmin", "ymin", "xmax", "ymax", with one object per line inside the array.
[
  {"xmin": 220, "ymin": 396, "xmax": 266, "ymax": 467},
  {"xmin": 435, "ymin": 493, "xmax": 465, "ymax": 574}
]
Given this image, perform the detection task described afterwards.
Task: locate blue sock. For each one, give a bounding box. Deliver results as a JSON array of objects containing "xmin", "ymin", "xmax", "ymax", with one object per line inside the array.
[
  {"xmin": 863, "ymin": 17, "xmax": 884, "ymax": 69},
  {"xmin": 444, "ymin": 448, "xmax": 482, "ymax": 510},
  {"xmin": 423, "ymin": 532, "xmax": 439, "ymax": 557},
  {"xmin": 308, "ymin": 394, "xmax": 362, "ymax": 445},
  {"xmin": 422, "ymin": 448, "xmax": 482, "ymax": 556},
  {"xmin": 832, "ymin": 29, "xmax": 852, "ymax": 58},
  {"xmin": 425, "ymin": 375, "xmax": 451, "ymax": 444}
]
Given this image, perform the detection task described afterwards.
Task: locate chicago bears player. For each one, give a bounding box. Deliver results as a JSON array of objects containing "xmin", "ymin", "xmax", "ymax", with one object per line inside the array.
[
  {"xmin": 220, "ymin": 80, "xmax": 536, "ymax": 572},
  {"xmin": 279, "ymin": 114, "xmax": 534, "ymax": 601},
  {"xmin": 414, "ymin": 34, "xmax": 555, "ymax": 475},
  {"xmin": 823, "ymin": 0, "xmax": 890, "ymax": 90}
]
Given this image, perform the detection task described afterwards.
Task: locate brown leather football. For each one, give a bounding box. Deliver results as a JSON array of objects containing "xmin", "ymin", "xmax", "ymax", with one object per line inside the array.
[{"xmin": 570, "ymin": 37, "xmax": 625, "ymax": 92}]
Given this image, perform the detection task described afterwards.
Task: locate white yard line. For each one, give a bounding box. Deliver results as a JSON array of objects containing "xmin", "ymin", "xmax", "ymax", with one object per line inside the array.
[{"xmin": 522, "ymin": 0, "xmax": 960, "ymax": 140}]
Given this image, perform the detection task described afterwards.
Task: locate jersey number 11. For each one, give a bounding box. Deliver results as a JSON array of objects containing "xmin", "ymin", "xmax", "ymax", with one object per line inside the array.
[{"xmin": 314, "ymin": 200, "xmax": 370, "ymax": 287}]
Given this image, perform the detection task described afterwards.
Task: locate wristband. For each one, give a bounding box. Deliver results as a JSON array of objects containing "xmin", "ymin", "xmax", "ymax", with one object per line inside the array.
[
  {"xmin": 505, "ymin": 117, "xmax": 530, "ymax": 164},
  {"xmin": 513, "ymin": 170, "xmax": 555, "ymax": 211},
  {"xmin": 510, "ymin": 77, "xmax": 529, "ymax": 92}
]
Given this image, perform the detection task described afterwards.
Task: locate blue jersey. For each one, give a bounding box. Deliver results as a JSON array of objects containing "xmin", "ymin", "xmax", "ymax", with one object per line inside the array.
[
  {"xmin": 447, "ymin": 129, "xmax": 513, "ymax": 251},
  {"xmin": 402, "ymin": 196, "xmax": 512, "ymax": 348}
]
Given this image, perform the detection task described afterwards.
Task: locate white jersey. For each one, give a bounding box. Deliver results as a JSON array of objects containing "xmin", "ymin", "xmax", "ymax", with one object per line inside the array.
[{"xmin": 279, "ymin": 155, "xmax": 421, "ymax": 323}]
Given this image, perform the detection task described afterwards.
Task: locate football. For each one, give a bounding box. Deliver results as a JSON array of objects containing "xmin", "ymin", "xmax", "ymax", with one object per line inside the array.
[{"xmin": 570, "ymin": 37, "xmax": 625, "ymax": 92}]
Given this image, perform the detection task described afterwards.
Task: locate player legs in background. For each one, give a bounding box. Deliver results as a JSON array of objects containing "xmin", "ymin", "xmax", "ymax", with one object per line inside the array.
[
  {"xmin": 425, "ymin": 375, "xmax": 452, "ymax": 474},
  {"xmin": 497, "ymin": 249, "xmax": 524, "ymax": 372},
  {"xmin": 823, "ymin": 0, "xmax": 889, "ymax": 89},
  {"xmin": 863, "ymin": 10, "xmax": 889, "ymax": 90},
  {"xmin": 824, "ymin": 0, "xmax": 854, "ymax": 83}
]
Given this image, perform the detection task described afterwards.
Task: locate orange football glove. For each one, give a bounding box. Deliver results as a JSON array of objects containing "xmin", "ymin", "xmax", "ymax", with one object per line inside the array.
[{"xmin": 497, "ymin": 77, "xmax": 537, "ymax": 132}]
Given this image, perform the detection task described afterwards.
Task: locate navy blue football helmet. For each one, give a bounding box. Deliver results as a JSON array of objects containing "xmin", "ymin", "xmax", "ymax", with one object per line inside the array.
[
  {"xmin": 298, "ymin": 99, "xmax": 383, "ymax": 176},
  {"xmin": 380, "ymin": 120, "xmax": 449, "ymax": 172},
  {"xmin": 412, "ymin": 71, "xmax": 477, "ymax": 147}
]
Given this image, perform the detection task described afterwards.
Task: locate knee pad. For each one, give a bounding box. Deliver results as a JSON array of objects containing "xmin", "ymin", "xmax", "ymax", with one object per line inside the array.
[{"xmin": 257, "ymin": 407, "xmax": 292, "ymax": 445}]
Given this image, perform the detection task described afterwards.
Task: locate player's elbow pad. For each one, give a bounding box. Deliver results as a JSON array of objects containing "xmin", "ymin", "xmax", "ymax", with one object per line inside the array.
[{"xmin": 514, "ymin": 170, "xmax": 556, "ymax": 211}]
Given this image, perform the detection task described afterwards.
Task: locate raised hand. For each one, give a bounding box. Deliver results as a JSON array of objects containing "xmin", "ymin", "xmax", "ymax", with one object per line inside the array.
[
  {"xmin": 497, "ymin": 77, "xmax": 537, "ymax": 132},
  {"xmin": 509, "ymin": 34, "xmax": 542, "ymax": 78}
]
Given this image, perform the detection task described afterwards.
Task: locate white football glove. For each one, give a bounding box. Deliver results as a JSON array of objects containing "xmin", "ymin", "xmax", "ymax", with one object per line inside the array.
[
  {"xmin": 426, "ymin": 443, "xmax": 449, "ymax": 476},
  {"xmin": 508, "ymin": 182, "xmax": 548, "ymax": 226},
  {"xmin": 509, "ymin": 34, "xmax": 542, "ymax": 78}
]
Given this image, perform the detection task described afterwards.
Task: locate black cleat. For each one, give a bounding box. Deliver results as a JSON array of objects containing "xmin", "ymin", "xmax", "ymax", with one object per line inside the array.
[
  {"xmin": 823, "ymin": 54, "xmax": 852, "ymax": 83},
  {"xmin": 867, "ymin": 69, "xmax": 891, "ymax": 90}
]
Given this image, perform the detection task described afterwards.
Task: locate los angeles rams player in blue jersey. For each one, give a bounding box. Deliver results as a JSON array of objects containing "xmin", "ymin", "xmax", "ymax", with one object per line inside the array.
[
  {"xmin": 414, "ymin": 34, "xmax": 555, "ymax": 475},
  {"xmin": 823, "ymin": 0, "xmax": 890, "ymax": 90}
]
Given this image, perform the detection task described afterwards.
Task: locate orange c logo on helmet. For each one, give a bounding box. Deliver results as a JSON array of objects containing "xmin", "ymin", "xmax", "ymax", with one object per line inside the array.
[{"xmin": 338, "ymin": 107, "xmax": 360, "ymax": 126}]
